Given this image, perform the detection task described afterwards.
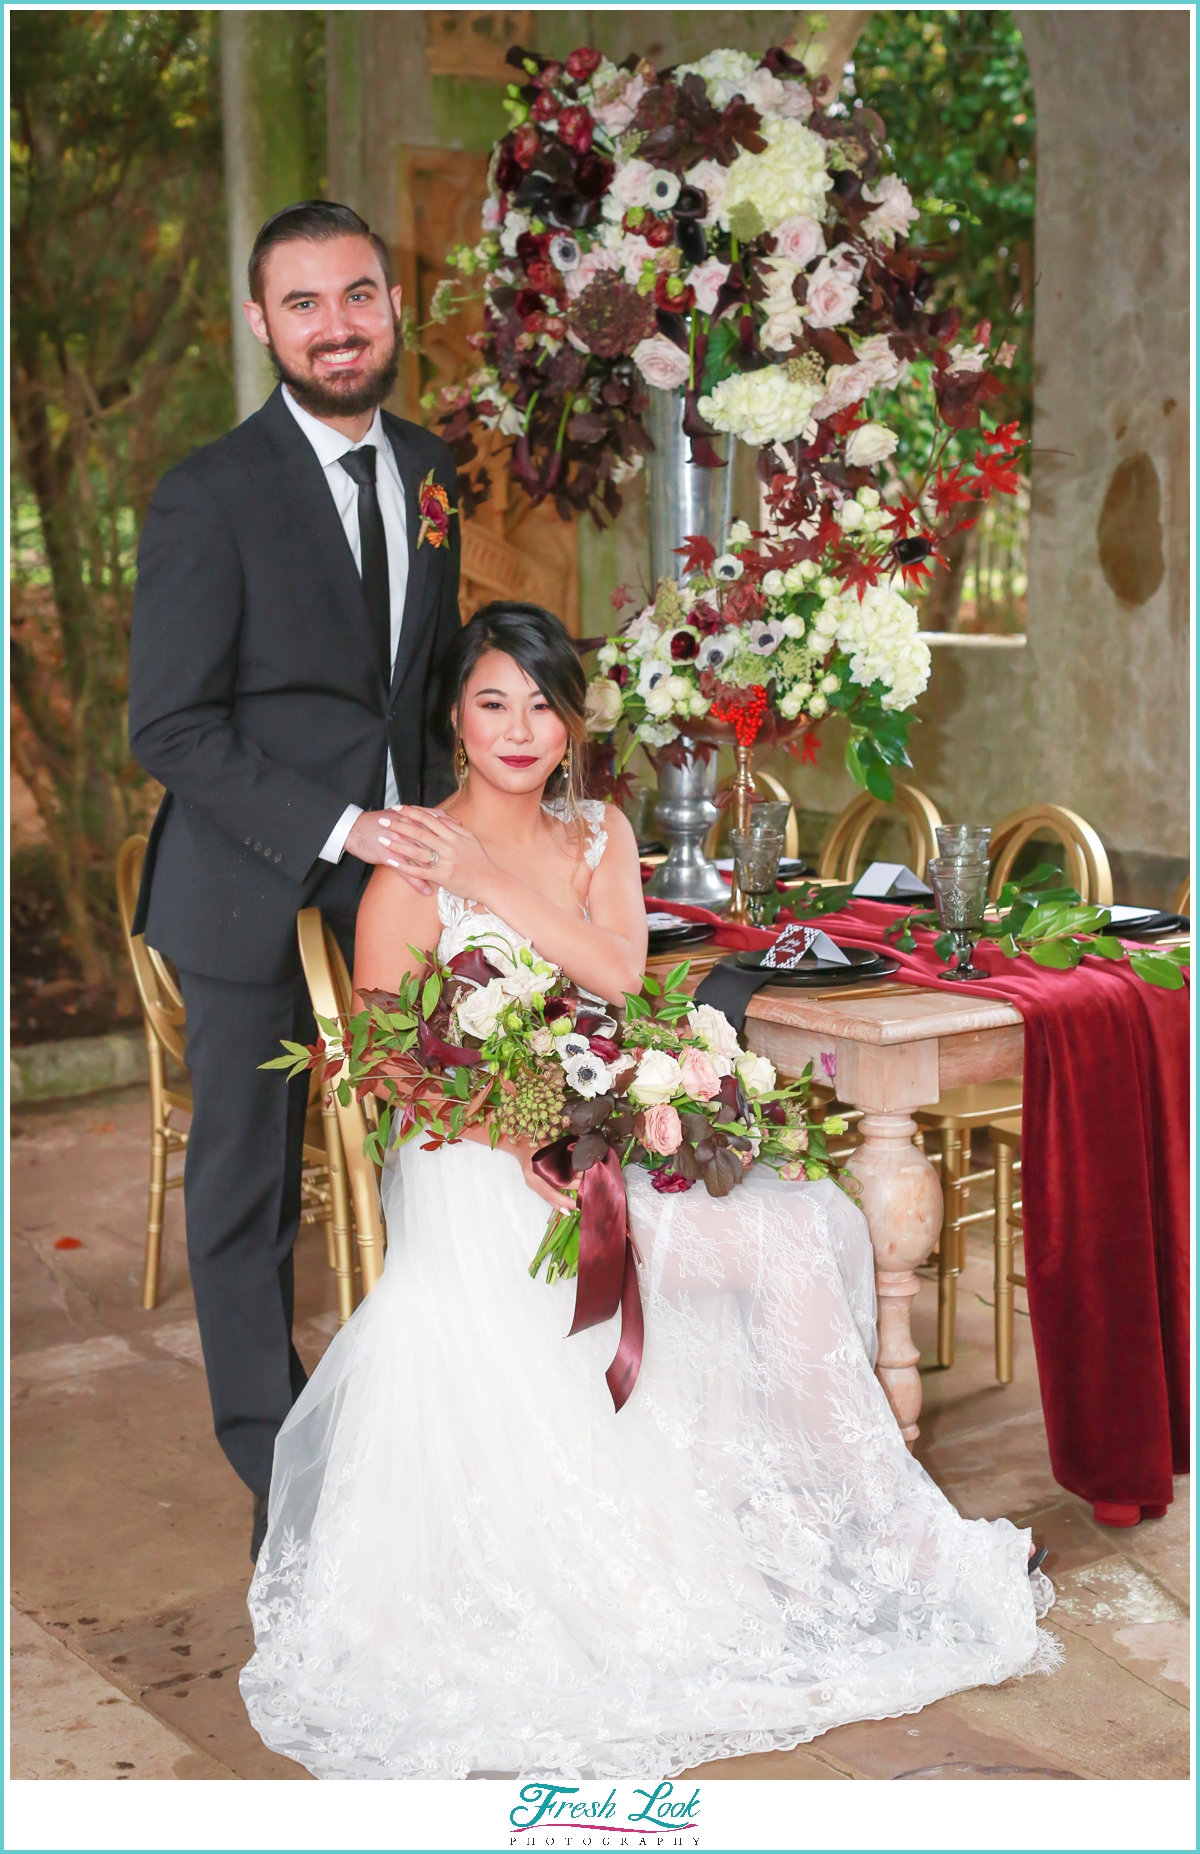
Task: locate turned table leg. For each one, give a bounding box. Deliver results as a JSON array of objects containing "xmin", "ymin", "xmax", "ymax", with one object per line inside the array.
[{"xmin": 846, "ymin": 1111, "xmax": 943, "ymax": 1446}]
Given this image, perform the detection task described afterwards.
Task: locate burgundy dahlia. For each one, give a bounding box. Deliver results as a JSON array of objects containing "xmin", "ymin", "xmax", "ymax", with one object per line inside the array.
[
  {"xmin": 558, "ymin": 105, "xmax": 594, "ymax": 153},
  {"xmin": 566, "ymin": 272, "xmax": 656, "ymax": 359}
]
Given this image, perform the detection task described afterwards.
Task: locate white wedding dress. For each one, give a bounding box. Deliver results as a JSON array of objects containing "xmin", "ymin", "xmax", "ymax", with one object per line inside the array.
[{"xmin": 240, "ymin": 804, "xmax": 1056, "ymax": 1781}]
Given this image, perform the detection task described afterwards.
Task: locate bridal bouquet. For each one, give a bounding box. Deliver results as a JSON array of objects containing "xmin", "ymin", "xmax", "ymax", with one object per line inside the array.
[
  {"xmin": 427, "ymin": 39, "xmax": 1017, "ymax": 542},
  {"xmin": 268, "ymin": 924, "xmax": 842, "ymax": 1407}
]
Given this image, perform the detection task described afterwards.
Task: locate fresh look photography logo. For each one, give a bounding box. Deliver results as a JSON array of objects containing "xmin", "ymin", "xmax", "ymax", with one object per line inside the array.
[{"xmin": 508, "ymin": 1781, "xmax": 702, "ymax": 1848}]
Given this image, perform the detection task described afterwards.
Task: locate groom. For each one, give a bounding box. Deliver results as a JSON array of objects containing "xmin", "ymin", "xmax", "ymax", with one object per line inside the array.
[{"xmin": 128, "ymin": 201, "xmax": 461, "ymax": 1557}]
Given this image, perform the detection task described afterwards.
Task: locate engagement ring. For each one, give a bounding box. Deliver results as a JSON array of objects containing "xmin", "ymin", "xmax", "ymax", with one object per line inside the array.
[{"xmin": 428, "ymin": 850, "xmax": 439, "ymax": 866}]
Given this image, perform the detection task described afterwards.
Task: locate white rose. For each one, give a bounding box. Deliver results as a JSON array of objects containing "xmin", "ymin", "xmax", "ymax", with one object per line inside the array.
[
  {"xmin": 585, "ymin": 676, "xmax": 625, "ymax": 732},
  {"xmin": 819, "ymin": 673, "xmax": 840, "ymax": 693},
  {"xmin": 782, "ymin": 565, "xmax": 807, "ymax": 591},
  {"xmin": 771, "ymin": 214, "xmax": 825, "ymax": 268},
  {"xmin": 808, "ymin": 693, "xmax": 828, "ymax": 718},
  {"xmin": 596, "ymin": 641, "xmax": 619, "ymax": 668},
  {"xmin": 686, "ymin": 1002, "xmax": 741, "ymax": 1059},
  {"xmin": 530, "ymin": 1025, "xmax": 555, "ymax": 1056},
  {"xmin": 688, "ymin": 691, "xmax": 711, "ymax": 716},
  {"xmin": 735, "ymin": 1051, "xmax": 776, "ymax": 1096},
  {"xmin": 762, "ymin": 569, "xmax": 786, "ymax": 596},
  {"xmin": 762, "ymin": 306, "xmax": 806, "ymax": 352},
  {"xmin": 857, "ymin": 486, "xmax": 881, "ymax": 511},
  {"xmin": 726, "ymin": 519, "xmax": 753, "ymax": 546},
  {"xmin": 684, "ymin": 159, "xmax": 729, "ymax": 227},
  {"xmin": 499, "ymin": 211, "xmax": 529, "ymax": 257},
  {"xmin": 666, "ymin": 673, "xmax": 693, "ymax": 699},
  {"xmin": 741, "ymin": 66, "xmax": 786, "ymax": 117},
  {"xmin": 837, "ymin": 499, "xmax": 866, "ymax": 531},
  {"xmin": 643, "ymin": 684, "xmax": 675, "ymax": 717},
  {"xmin": 499, "ymin": 963, "xmax": 548, "ymax": 1007},
  {"xmin": 812, "ymin": 360, "xmax": 878, "ymax": 420},
  {"xmin": 777, "ymin": 687, "xmax": 806, "ymax": 719},
  {"xmin": 454, "ymin": 978, "xmax": 505, "ymax": 1042},
  {"xmin": 628, "ymin": 1048, "xmax": 685, "ymax": 1107},
  {"xmin": 862, "ymin": 508, "xmax": 886, "ymax": 532},
  {"xmin": 845, "ymin": 422, "xmax": 900, "ymax": 468},
  {"xmin": 633, "ymin": 335, "xmax": 692, "ymax": 392},
  {"xmin": 689, "ymin": 258, "xmax": 730, "ymax": 316},
  {"xmin": 611, "ymin": 159, "xmax": 657, "ymax": 211}
]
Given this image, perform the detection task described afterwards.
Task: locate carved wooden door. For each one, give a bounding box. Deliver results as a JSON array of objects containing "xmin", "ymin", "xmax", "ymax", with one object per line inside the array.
[{"xmin": 396, "ymin": 144, "xmax": 580, "ymax": 631}]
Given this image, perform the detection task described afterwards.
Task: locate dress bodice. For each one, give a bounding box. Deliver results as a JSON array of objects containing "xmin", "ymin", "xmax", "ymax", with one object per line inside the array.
[{"xmin": 435, "ymin": 800, "xmax": 608, "ymax": 970}]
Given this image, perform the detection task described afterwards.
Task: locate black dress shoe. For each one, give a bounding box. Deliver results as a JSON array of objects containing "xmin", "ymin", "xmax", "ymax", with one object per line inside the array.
[{"xmin": 251, "ymin": 1492, "xmax": 268, "ymax": 1564}]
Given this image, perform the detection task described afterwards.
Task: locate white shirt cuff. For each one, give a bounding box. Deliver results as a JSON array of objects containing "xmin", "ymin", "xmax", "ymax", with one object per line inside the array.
[{"xmin": 319, "ymin": 804, "xmax": 363, "ymax": 863}]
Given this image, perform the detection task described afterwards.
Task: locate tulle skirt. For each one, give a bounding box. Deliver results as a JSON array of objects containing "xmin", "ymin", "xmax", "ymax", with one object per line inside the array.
[{"xmin": 240, "ymin": 1140, "xmax": 1056, "ymax": 1779}]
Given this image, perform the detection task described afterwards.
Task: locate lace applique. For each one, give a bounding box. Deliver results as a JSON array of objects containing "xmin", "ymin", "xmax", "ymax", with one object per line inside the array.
[{"xmin": 543, "ymin": 797, "xmax": 608, "ymax": 870}]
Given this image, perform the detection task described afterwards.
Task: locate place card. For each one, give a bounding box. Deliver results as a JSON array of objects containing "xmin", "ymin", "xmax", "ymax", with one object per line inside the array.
[
  {"xmin": 761, "ymin": 924, "xmax": 851, "ymax": 969},
  {"xmin": 853, "ymin": 861, "xmax": 934, "ymax": 901},
  {"xmin": 646, "ymin": 912, "xmax": 691, "ymax": 929}
]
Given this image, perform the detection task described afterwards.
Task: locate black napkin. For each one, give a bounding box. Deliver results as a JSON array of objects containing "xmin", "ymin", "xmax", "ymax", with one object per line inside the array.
[{"xmin": 693, "ymin": 960, "xmax": 779, "ymax": 1035}]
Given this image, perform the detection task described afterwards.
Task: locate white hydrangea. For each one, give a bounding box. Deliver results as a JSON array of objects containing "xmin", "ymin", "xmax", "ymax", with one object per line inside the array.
[
  {"xmin": 828, "ymin": 581, "xmax": 932, "ymax": 711},
  {"xmin": 675, "ymin": 48, "xmax": 758, "ymax": 109},
  {"xmin": 636, "ymin": 717, "xmax": 680, "ymax": 749},
  {"xmin": 698, "ymin": 365, "xmax": 823, "ymax": 446},
  {"xmin": 720, "ymin": 119, "xmax": 831, "ymax": 233}
]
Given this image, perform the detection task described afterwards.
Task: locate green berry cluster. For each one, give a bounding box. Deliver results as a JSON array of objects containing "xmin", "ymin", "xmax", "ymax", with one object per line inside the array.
[{"xmin": 494, "ymin": 1063, "xmax": 569, "ymax": 1145}]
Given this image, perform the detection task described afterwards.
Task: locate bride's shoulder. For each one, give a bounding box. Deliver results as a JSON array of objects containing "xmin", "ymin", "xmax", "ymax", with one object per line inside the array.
[{"xmin": 355, "ymin": 865, "xmax": 442, "ymax": 984}]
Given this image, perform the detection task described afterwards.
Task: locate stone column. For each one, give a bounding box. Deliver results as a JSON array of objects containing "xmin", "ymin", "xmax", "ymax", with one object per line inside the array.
[
  {"xmin": 220, "ymin": 11, "xmax": 317, "ymax": 423},
  {"xmin": 1014, "ymin": 10, "xmax": 1189, "ymax": 874}
]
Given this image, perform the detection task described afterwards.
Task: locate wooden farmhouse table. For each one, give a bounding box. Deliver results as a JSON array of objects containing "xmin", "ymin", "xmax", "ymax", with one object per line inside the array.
[{"xmin": 741, "ymin": 980, "xmax": 1025, "ymax": 1446}]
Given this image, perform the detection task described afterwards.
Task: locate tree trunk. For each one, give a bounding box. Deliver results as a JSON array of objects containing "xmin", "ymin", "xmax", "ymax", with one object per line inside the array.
[
  {"xmin": 784, "ymin": 9, "xmax": 875, "ymax": 83},
  {"xmin": 921, "ymin": 499, "xmax": 983, "ymax": 631}
]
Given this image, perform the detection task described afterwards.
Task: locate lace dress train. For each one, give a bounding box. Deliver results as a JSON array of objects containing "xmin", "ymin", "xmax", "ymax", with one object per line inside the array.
[{"xmin": 240, "ymin": 1133, "xmax": 1057, "ymax": 1780}]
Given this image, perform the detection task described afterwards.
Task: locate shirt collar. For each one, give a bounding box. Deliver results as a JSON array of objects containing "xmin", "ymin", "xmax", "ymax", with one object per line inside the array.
[{"xmin": 282, "ymin": 385, "xmax": 385, "ymax": 469}]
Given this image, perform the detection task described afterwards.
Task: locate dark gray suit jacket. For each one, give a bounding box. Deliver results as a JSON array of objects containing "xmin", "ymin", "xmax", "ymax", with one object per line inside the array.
[{"xmin": 128, "ymin": 385, "xmax": 460, "ymax": 984}]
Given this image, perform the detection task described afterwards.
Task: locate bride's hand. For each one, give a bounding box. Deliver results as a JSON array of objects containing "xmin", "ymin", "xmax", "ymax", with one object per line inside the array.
[
  {"xmin": 512, "ymin": 1138, "xmax": 576, "ymax": 1214},
  {"xmin": 378, "ymin": 807, "xmax": 493, "ymax": 900}
]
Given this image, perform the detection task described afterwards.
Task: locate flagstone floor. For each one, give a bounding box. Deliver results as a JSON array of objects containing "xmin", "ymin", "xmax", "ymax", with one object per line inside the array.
[{"xmin": 9, "ymin": 1086, "xmax": 1190, "ymax": 1782}]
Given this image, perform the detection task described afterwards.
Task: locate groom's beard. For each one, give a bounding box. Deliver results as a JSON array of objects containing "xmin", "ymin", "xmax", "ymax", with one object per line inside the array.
[{"xmin": 269, "ymin": 320, "xmax": 401, "ymax": 418}]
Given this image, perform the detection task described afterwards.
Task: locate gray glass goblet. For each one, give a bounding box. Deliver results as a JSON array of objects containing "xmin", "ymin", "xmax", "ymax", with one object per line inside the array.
[
  {"xmin": 935, "ymin": 824, "xmax": 992, "ymax": 860},
  {"xmin": 927, "ymin": 856, "xmax": 991, "ymax": 981},
  {"xmin": 731, "ymin": 829, "xmax": 785, "ymax": 926}
]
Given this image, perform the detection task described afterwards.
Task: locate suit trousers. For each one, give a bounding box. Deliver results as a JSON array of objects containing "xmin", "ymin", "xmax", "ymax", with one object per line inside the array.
[{"xmin": 178, "ymin": 916, "xmax": 354, "ymax": 1496}]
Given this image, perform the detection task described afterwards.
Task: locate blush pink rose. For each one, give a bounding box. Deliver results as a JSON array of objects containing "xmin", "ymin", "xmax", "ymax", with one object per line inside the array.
[
  {"xmin": 642, "ymin": 1103, "xmax": 683, "ymax": 1155},
  {"xmin": 772, "ymin": 215, "xmax": 824, "ymax": 268},
  {"xmin": 593, "ymin": 73, "xmax": 647, "ymax": 135},
  {"xmin": 689, "ymin": 258, "xmax": 730, "ymax": 316},
  {"xmin": 812, "ymin": 359, "xmax": 878, "ymax": 420},
  {"xmin": 563, "ymin": 246, "xmax": 620, "ymax": 300},
  {"xmin": 632, "ymin": 335, "xmax": 692, "ymax": 391},
  {"xmin": 617, "ymin": 233, "xmax": 658, "ymax": 285},
  {"xmin": 611, "ymin": 158, "xmax": 657, "ymax": 211},
  {"xmin": 679, "ymin": 1047, "xmax": 721, "ymax": 1101},
  {"xmin": 804, "ymin": 260, "xmax": 859, "ymax": 329}
]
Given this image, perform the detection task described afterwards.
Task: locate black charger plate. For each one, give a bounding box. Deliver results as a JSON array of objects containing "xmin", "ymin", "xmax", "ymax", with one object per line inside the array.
[
  {"xmin": 734, "ymin": 944, "xmax": 899, "ymax": 986},
  {"xmin": 647, "ymin": 922, "xmax": 717, "ymax": 954}
]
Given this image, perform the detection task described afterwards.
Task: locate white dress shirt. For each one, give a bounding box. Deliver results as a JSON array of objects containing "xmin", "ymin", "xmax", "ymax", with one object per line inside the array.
[{"xmin": 281, "ymin": 387, "xmax": 408, "ymax": 862}]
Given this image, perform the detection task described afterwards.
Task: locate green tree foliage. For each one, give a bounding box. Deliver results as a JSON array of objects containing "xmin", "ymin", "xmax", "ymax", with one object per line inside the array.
[
  {"xmin": 10, "ymin": 10, "xmax": 235, "ymax": 988},
  {"xmin": 841, "ymin": 11, "xmax": 1035, "ymax": 625}
]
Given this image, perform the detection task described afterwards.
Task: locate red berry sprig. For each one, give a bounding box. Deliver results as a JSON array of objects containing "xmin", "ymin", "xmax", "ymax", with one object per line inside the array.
[{"xmin": 710, "ymin": 684, "xmax": 768, "ymax": 747}]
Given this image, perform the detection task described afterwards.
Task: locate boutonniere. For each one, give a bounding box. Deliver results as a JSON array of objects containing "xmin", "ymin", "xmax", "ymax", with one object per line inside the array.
[{"xmin": 417, "ymin": 469, "xmax": 455, "ymax": 549}]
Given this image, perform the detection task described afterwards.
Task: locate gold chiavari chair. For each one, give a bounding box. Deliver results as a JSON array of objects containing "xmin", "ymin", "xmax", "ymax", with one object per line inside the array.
[
  {"xmin": 990, "ymin": 1115, "xmax": 1025, "ymax": 1384},
  {"xmin": 817, "ymin": 781, "xmax": 943, "ymax": 883},
  {"xmin": 702, "ymin": 769, "xmax": 801, "ymax": 862},
  {"xmin": 917, "ymin": 803, "xmax": 1115, "ymax": 1372},
  {"xmin": 116, "ymin": 838, "xmax": 351, "ymax": 1316},
  {"xmin": 296, "ymin": 909, "xmax": 387, "ymax": 1301},
  {"xmin": 1171, "ymin": 872, "xmax": 1190, "ymax": 917}
]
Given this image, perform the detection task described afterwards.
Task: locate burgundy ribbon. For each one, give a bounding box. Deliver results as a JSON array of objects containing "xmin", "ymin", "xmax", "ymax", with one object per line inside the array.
[{"xmin": 532, "ymin": 1140, "xmax": 644, "ymax": 1412}]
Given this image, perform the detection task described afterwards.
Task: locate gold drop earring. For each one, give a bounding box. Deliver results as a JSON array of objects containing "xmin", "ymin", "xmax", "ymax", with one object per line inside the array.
[
  {"xmin": 560, "ymin": 744, "xmax": 572, "ymax": 776},
  {"xmin": 455, "ymin": 740, "xmax": 469, "ymax": 780}
]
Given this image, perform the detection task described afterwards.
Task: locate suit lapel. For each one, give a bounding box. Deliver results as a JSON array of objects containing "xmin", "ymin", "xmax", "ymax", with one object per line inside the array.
[
  {"xmin": 384, "ymin": 413, "xmax": 434, "ymax": 697},
  {"xmin": 258, "ymin": 388, "xmax": 387, "ymax": 692}
]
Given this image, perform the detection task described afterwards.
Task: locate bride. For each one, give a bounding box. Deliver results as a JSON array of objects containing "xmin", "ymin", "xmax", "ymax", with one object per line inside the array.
[{"xmin": 240, "ymin": 600, "xmax": 1056, "ymax": 1781}]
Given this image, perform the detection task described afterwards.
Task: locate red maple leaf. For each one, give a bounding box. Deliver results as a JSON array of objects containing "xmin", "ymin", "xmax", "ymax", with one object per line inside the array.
[
  {"xmin": 896, "ymin": 553, "xmax": 937, "ymax": 591},
  {"xmin": 972, "ymin": 450, "xmax": 1021, "ymax": 498},
  {"xmin": 982, "ymin": 418, "xmax": 1024, "ymax": 455},
  {"xmin": 799, "ymin": 731, "xmax": 821, "ymax": 767},
  {"xmin": 833, "ymin": 546, "xmax": 886, "ymax": 601},
  {"xmin": 884, "ymin": 493, "xmax": 921, "ymax": 539},
  {"xmin": 673, "ymin": 533, "xmax": 717, "ymax": 575},
  {"xmin": 610, "ymin": 582, "xmax": 634, "ymax": 610},
  {"xmin": 930, "ymin": 464, "xmax": 977, "ymax": 522}
]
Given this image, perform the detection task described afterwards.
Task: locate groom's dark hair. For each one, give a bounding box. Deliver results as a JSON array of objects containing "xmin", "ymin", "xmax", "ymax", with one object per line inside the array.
[{"xmin": 248, "ymin": 200, "xmax": 394, "ymax": 304}]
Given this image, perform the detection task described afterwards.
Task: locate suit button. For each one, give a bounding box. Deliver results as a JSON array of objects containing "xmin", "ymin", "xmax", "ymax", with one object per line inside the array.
[
  {"xmin": 274, "ymin": 853, "xmax": 282, "ymax": 864},
  {"xmin": 263, "ymin": 846, "xmax": 271, "ymax": 856},
  {"xmin": 244, "ymin": 837, "xmax": 252, "ymax": 847},
  {"xmin": 254, "ymin": 841, "xmax": 262, "ymax": 852}
]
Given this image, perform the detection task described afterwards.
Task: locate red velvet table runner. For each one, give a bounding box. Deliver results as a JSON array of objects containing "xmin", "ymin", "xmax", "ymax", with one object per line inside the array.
[{"xmin": 654, "ymin": 897, "xmax": 1191, "ymax": 1510}]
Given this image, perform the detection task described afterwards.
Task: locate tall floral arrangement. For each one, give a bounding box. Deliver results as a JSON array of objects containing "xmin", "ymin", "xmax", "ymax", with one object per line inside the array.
[{"xmin": 429, "ymin": 40, "xmax": 1018, "ymax": 551}]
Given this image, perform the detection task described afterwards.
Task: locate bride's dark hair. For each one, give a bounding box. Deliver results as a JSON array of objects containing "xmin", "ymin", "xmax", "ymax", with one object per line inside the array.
[{"xmin": 438, "ymin": 600, "xmax": 589, "ymax": 812}]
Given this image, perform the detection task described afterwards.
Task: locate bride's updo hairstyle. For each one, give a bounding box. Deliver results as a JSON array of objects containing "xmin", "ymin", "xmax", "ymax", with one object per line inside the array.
[{"xmin": 439, "ymin": 600, "xmax": 589, "ymax": 815}]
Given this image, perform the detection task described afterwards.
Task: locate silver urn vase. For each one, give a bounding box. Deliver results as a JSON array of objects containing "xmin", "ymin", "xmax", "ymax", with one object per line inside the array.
[{"xmin": 642, "ymin": 388, "xmax": 736, "ymax": 907}]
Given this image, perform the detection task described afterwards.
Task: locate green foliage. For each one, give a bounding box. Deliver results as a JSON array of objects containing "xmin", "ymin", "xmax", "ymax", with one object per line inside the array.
[
  {"xmin": 10, "ymin": 10, "xmax": 234, "ymax": 987},
  {"xmin": 845, "ymin": 11, "xmax": 1035, "ymax": 483}
]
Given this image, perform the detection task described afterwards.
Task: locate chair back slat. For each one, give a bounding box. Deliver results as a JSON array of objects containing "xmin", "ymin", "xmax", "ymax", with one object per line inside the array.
[
  {"xmin": 988, "ymin": 804, "xmax": 1113, "ymax": 905},
  {"xmin": 116, "ymin": 836, "xmax": 188, "ymax": 1066},
  {"xmin": 297, "ymin": 909, "xmax": 386, "ymax": 1293},
  {"xmin": 818, "ymin": 783, "xmax": 943, "ymax": 883}
]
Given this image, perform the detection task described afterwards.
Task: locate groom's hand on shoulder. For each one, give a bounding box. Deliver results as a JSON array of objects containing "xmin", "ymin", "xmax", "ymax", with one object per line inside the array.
[{"xmin": 345, "ymin": 810, "xmax": 435, "ymax": 895}]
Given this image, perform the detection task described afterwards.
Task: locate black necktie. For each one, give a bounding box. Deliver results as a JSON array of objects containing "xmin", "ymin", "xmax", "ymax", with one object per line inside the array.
[{"xmin": 339, "ymin": 445, "xmax": 391, "ymax": 682}]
